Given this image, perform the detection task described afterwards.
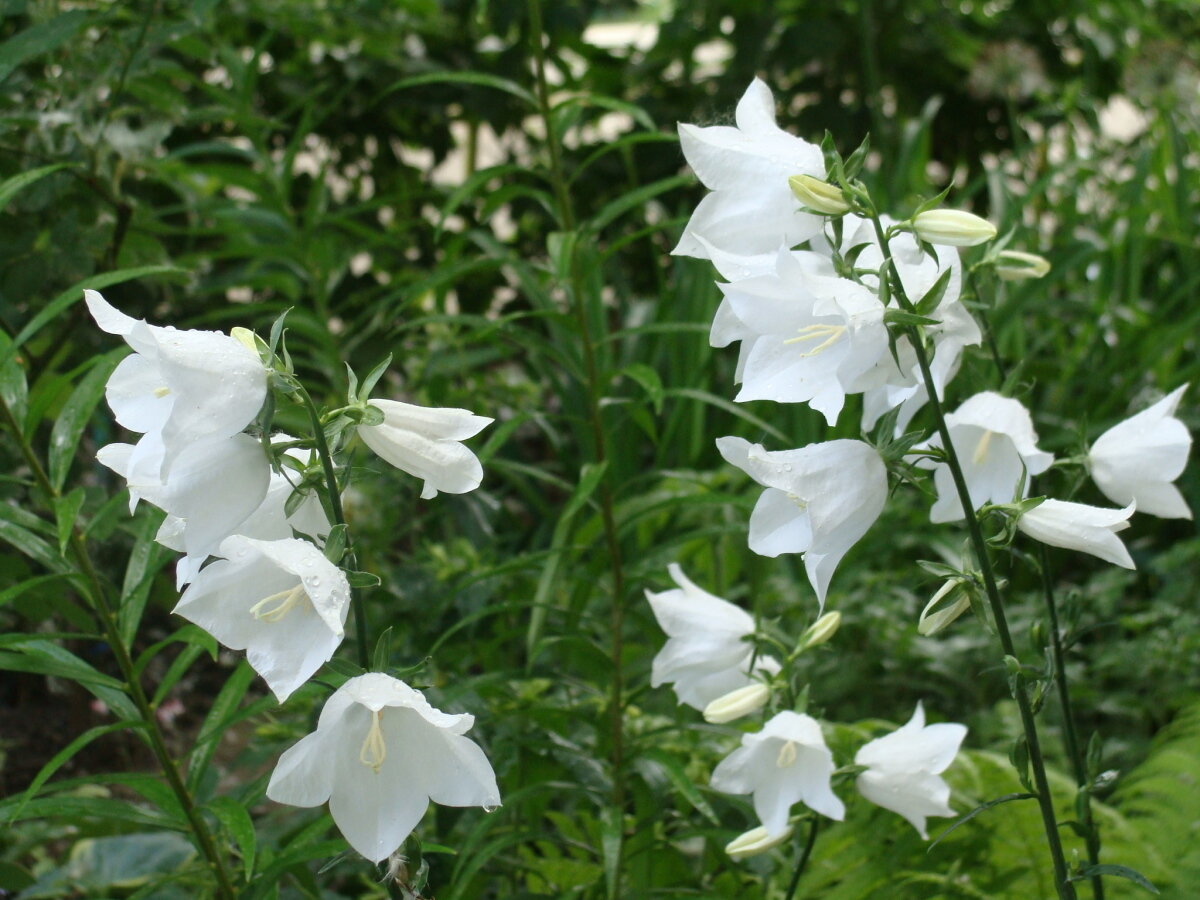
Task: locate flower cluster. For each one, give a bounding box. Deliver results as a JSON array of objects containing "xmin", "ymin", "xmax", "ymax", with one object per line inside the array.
[{"xmin": 89, "ymin": 290, "xmax": 499, "ymax": 863}]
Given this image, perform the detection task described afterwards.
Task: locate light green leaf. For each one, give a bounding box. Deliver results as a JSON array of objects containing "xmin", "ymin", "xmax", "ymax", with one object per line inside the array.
[{"xmin": 48, "ymin": 349, "xmax": 124, "ymax": 491}]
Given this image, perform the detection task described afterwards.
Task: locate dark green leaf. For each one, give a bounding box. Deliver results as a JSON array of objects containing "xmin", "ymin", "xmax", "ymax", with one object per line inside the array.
[
  {"xmin": 1070, "ymin": 864, "xmax": 1159, "ymax": 894},
  {"xmin": 207, "ymin": 796, "xmax": 257, "ymax": 880},
  {"xmin": 928, "ymin": 793, "xmax": 1036, "ymax": 849},
  {"xmin": 0, "ymin": 12, "xmax": 88, "ymax": 81}
]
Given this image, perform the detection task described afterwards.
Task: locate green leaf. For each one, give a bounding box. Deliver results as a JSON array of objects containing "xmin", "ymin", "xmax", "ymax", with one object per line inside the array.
[
  {"xmin": 381, "ymin": 71, "xmax": 537, "ymax": 108},
  {"xmin": 0, "ymin": 640, "xmax": 124, "ymax": 688},
  {"xmin": 49, "ymin": 350, "xmax": 124, "ymax": 491},
  {"xmin": 119, "ymin": 508, "xmax": 171, "ymax": 648},
  {"xmin": 0, "ymin": 12, "xmax": 87, "ymax": 80},
  {"xmin": 634, "ymin": 748, "xmax": 719, "ymax": 824},
  {"xmin": 322, "ymin": 523, "xmax": 349, "ymax": 564},
  {"xmin": 1070, "ymin": 864, "xmax": 1159, "ymax": 894},
  {"xmin": 0, "ymin": 163, "xmax": 73, "ymax": 214},
  {"xmin": 357, "ymin": 353, "xmax": 393, "ymax": 403},
  {"xmin": 344, "ymin": 570, "xmax": 381, "ymax": 588},
  {"xmin": 928, "ymin": 792, "xmax": 1036, "ymax": 849},
  {"xmin": 207, "ymin": 796, "xmax": 257, "ymax": 880},
  {"xmin": 372, "ymin": 625, "xmax": 393, "ymax": 672},
  {"xmin": 7, "ymin": 720, "xmax": 141, "ymax": 824},
  {"xmin": 187, "ymin": 660, "xmax": 255, "ymax": 791},
  {"xmin": 0, "ymin": 572, "xmax": 78, "ymax": 609},
  {"xmin": 588, "ymin": 174, "xmax": 691, "ymax": 233},
  {"xmin": 884, "ymin": 308, "xmax": 941, "ymax": 328},
  {"xmin": 600, "ymin": 805, "xmax": 623, "ymax": 900},
  {"xmin": 52, "ymin": 487, "xmax": 85, "ymax": 554},
  {"xmin": 0, "ymin": 266, "xmax": 184, "ymax": 370},
  {"xmin": 616, "ymin": 364, "xmax": 663, "ymax": 414},
  {"xmin": 914, "ymin": 266, "xmax": 954, "ymax": 317}
]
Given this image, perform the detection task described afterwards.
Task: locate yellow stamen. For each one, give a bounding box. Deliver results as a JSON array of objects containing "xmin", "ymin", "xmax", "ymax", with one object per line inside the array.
[
  {"xmin": 783, "ymin": 323, "xmax": 847, "ymax": 358},
  {"xmin": 776, "ymin": 740, "xmax": 798, "ymax": 768},
  {"xmin": 973, "ymin": 429, "xmax": 994, "ymax": 465},
  {"xmin": 153, "ymin": 386, "xmax": 171, "ymax": 398},
  {"xmin": 249, "ymin": 583, "xmax": 306, "ymax": 622},
  {"xmin": 359, "ymin": 710, "xmax": 386, "ymax": 773}
]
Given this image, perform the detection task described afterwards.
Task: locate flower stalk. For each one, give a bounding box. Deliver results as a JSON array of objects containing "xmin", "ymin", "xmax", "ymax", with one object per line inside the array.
[{"xmin": 867, "ymin": 210, "xmax": 1078, "ymax": 900}]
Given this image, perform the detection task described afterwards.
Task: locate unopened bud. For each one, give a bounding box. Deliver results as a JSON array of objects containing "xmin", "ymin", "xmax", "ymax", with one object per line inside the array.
[
  {"xmin": 912, "ymin": 209, "xmax": 998, "ymax": 247},
  {"xmin": 703, "ymin": 683, "xmax": 770, "ymax": 724},
  {"xmin": 918, "ymin": 579, "xmax": 971, "ymax": 636},
  {"xmin": 799, "ymin": 611, "xmax": 842, "ymax": 649},
  {"xmin": 789, "ymin": 174, "xmax": 851, "ymax": 216},
  {"xmin": 230, "ymin": 326, "xmax": 259, "ymax": 352},
  {"xmin": 995, "ymin": 249, "xmax": 1051, "ymax": 281},
  {"xmin": 725, "ymin": 824, "xmax": 794, "ymax": 860}
]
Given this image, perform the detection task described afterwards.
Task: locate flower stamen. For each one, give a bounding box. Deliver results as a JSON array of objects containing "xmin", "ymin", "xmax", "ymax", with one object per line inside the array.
[
  {"xmin": 359, "ymin": 710, "xmax": 387, "ymax": 773},
  {"xmin": 776, "ymin": 740, "xmax": 798, "ymax": 768},
  {"xmin": 153, "ymin": 386, "xmax": 171, "ymax": 398},
  {"xmin": 249, "ymin": 583, "xmax": 307, "ymax": 623},
  {"xmin": 783, "ymin": 323, "xmax": 847, "ymax": 358},
  {"xmin": 973, "ymin": 429, "xmax": 994, "ymax": 465}
]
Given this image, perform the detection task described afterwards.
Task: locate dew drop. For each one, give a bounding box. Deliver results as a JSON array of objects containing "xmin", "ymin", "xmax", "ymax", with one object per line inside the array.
[
  {"xmin": 782, "ymin": 463, "xmax": 793, "ymax": 472},
  {"xmin": 310, "ymin": 576, "xmax": 321, "ymax": 587},
  {"xmin": 482, "ymin": 804, "xmax": 498, "ymax": 814}
]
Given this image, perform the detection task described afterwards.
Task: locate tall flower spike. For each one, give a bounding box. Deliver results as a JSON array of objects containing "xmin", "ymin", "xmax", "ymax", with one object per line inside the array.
[
  {"xmin": 646, "ymin": 563, "xmax": 779, "ymax": 711},
  {"xmin": 267, "ymin": 673, "xmax": 500, "ymax": 863},
  {"xmin": 716, "ymin": 436, "xmax": 888, "ymax": 608},
  {"xmin": 710, "ymin": 711, "xmax": 845, "ymax": 835},
  {"xmin": 86, "ymin": 290, "xmax": 267, "ymax": 476},
  {"xmin": 358, "ymin": 399, "xmax": 493, "ymax": 499},
  {"xmin": 1088, "ymin": 384, "xmax": 1192, "ymax": 519},
  {"xmin": 854, "ymin": 702, "xmax": 966, "ymax": 839},
  {"xmin": 674, "ymin": 78, "xmax": 826, "ymax": 270},
  {"xmin": 174, "ymin": 536, "xmax": 351, "ymax": 701},
  {"xmin": 917, "ymin": 392, "xmax": 1054, "ymax": 523}
]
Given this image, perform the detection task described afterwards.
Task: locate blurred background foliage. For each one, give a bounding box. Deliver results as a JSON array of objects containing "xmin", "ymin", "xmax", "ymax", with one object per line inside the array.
[{"xmin": 0, "ymin": 0, "xmax": 1197, "ymax": 897}]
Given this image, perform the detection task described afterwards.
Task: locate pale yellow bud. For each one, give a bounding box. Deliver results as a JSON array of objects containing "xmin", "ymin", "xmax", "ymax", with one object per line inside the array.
[
  {"xmin": 912, "ymin": 209, "xmax": 998, "ymax": 247},
  {"xmin": 995, "ymin": 249, "xmax": 1051, "ymax": 281},
  {"xmin": 788, "ymin": 174, "xmax": 851, "ymax": 216},
  {"xmin": 725, "ymin": 824, "xmax": 794, "ymax": 860},
  {"xmin": 918, "ymin": 578, "xmax": 972, "ymax": 636},
  {"xmin": 799, "ymin": 611, "xmax": 842, "ymax": 649},
  {"xmin": 703, "ymin": 683, "xmax": 770, "ymax": 724},
  {"xmin": 230, "ymin": 326, "xmax": 259, "ymax": 352}
]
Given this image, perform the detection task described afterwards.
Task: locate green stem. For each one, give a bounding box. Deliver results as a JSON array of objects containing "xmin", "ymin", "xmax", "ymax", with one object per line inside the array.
[
  {"xmin": 1037, "ymin": 543, "xmax": 1105, "ymax": 900},
  {"xmin": 783, "ymin": 818, "xmax": 820, "ymax": 900},
  {"xmin": 296, "ymin": 384, "xmax": 370, "ymax": 669},
  {"xmin": 527, "ymin": 0, "xmax": 629, "ymax": 883},
  {"xmin": 0, "ymin": 395, "xmax": 238, "ymax": 900},
  {"xmin": 868, "ymin": 213, "xmax": 1077, "ymax": 900}
]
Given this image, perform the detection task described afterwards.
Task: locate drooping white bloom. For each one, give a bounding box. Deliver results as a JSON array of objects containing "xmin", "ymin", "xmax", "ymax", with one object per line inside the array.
[
  {"xmin": 716, "ymin": 249, "xmax": 890, "ymax": 425},
  {"xmin": 716, "ymin": 437, "xmax": 888, "ymax": 607},
  {"xmin": 917, "ymin": 392, "xmax": 1054, "ymax": 523},
  {"xmin": 854, "ymin": 702, "xmax": 966, "ymax": 838},
  {"xmin": 174, "ymin": 536, "xmax": 351, "ymax": 701},
  {"xmin": 674, "ymin": 79, "xmax": 826, "ymax": 269},
  {"xmin": 358, "ymin": 399, "xmax": 492, "ymax": 499},
  {"xmin": 97, "ymin": 431, "xmax": 271, "ymax": 559},
  {"xmin": 646, "ymin": 563, "xmax": 779, "ymax": 710},
  {"xmin": 710, "ymin": 711, "xmax": 845, "ymax": 834},
  {"xmin": 1089, "ymin": 385, "xmax": 1192, "ymax": 519},
  {"xmin": 267, "ymin": 673, "xmax": 501, "ymax": 863},
  {"xmin": 1016, "ymin": 499, "xmax": 1136, "ymax": 569},
  {"xmin": 86, "ymin": 290, "xmax": 267, "ymax": 474}
]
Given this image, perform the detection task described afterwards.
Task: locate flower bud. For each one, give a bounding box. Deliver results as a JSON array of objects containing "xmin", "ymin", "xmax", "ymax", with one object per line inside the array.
[
  {"xmin": 788, "ymin": 174, "xmax": 851, "ymax": 216},
  {"xmin": 799, "ymin": 611, "xmax": 842, "ymax": 649},
  {"xmin": 912, "ymin": 209, "xmax": 998, "ymax": 247},
  {"xmin": 725, "ymin": 824, "xmax": 794, "ymax": 860},
  {"xmin": 703, "ymin": 682, "xmax": 770, "ymax": 724},
  {"xmin": 918, "ymin": 578, "xmax": 971, "ymax": 636},
  {"xmin": 994, "ymin": 249, "xmax": 1051, "ymax": 281},
  {"xmin": 230, "ymin": 326, "xmax": 259, "ymax": 353}
]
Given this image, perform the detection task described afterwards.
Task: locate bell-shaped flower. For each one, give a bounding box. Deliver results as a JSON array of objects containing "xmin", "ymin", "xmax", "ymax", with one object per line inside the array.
[
  {"xmin": 267, "ymin": 673, "xmax": 500, "ymax": 863},
  {"xmin": 854, "ymin": 702, "xmax": 966, "ymax": 838},
  {"xmin": 1016, "ymin": 499, "xmax": 1136, "ymax": 569},
  {"xmin": 358, "ymin": 399, "xmax": 492, "ymax": 499},
  {"xmin": 1089, "ymin": 385, "xmax": 1191, "ymax": 519},
  {"xmin": 716, "ymin": 436, "xmax": 888, "ymax": 608},
  {"xmin": 716, "ymin": 249, "xmax": 890, "ymax": 425},
  {"xmin": 174, "ymin": 536, "xmax": 351, "ymax": 701},
  {"xmin": 917, "ymin": 392, "xmax": 1054, "ymax": 523},
  {"xmin": 710, "ymin": 711, "xmax": 845, "ymax": 835},
  {"xmin": 646, "ymin": 563, "xmax": 779, "ymax": 710},
  {"xmin": 674, "ymin": 79, "xmax": 826, "ymax": 269},
  {"xmin": 97, "ymin": 431, "xmax": 271, "ymax": 560},
  {"xmin": 86, "ymin": 290, "xmax": 267, "ymax": 475}
]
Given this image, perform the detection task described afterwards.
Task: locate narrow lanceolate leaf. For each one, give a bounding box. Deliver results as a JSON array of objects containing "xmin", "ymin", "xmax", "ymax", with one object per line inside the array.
[
  {"xmin": 207, "ymin": 795, "xmax": 257, "ymax": 880},
  {"xmin": 187, "ymin": 660, "xmax": 256, "ymax": 791},
  {"xmin": 322, "ymin": 522, "xmax": 349, "ymax": 564},
  {"xmin": 928, "ymin": 792, "xmax": 1035, "ymax": 849},
  {"xmin": 0, "ymin": 11, "xmax": 88, "ymax": 81},
  {"xmin": 1070, "ymin": 864, "xmax": 1159, "ymax": 894},
  {"xmin": 914, "ymin": 266, "xmax": 954, "ymax": 317},
  {"xmin": 7, "ymin": 720, "xmax": 142, "ymax": 823},
  {"xmin": 119, "ymin": 508, "xmax": 171, "ymax": 648},
  {"xmin": 49, "ymin": 349, "xmax": 124, "ymax": 491},
  {"xmin": 0, "ymin": 639, "xmax": 124, "ymax": 688},
  {"xmin": 52, "ymin": 487, "xmax": 85, "ymax": 554}
]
